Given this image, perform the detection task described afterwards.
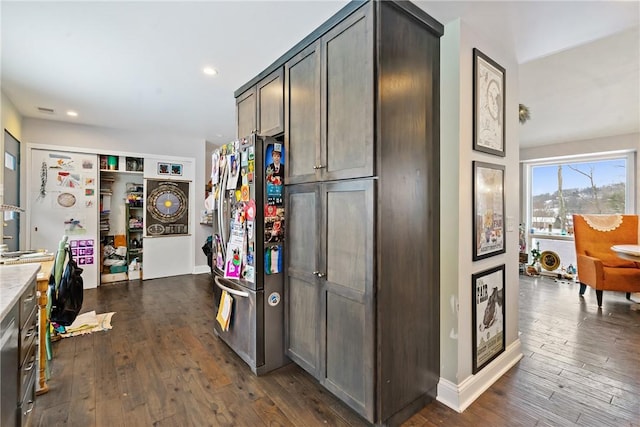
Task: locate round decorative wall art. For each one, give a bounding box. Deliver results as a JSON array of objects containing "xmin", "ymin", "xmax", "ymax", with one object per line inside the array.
[
  {"xmin": 147, "ymin": 183, "xmax": 188, "ymax": 223},
  {"xmin": 57, "ymin": 192, "xmax": 77, "ymax": 208},
  {"xmin": 540, "ymin": 250, "xmax": 560, "ymax": 271}
]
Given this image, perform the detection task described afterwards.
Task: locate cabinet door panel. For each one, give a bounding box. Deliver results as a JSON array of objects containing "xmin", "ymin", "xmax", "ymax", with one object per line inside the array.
[
  {"xmin": 288, "ymin": 277, "xmax": 319, "ymax": 373},
  {"xmin": 326, "ymin": 190, "xmax": 366, "ymax": 293},
  {"xmin": 258, "ymin": 68, "xmax": 284, "ymax": 136},
  {"xmin": 285, "ymin": 184, "xmax": 321, "ymax": 375},
  {"xmin": 325, "ymin": 293, "xmax": 368, "ymax": 416},
  {"xmin": 287, "ymin": 189, "xmax": 318, "ymax": 273},
  {"xmin": 322, "ymin": 8, "xmax": 374, "ymax": 181},
  {"xmin": 322, "ymin": 179, "xmax": 374, "ymax": 421},
  {"xmin": 237, "ymin": 88, "xmax": 256, "ymax": 139},
  {"xmin": 285, "ymin": 42, "xmax": 321, "ymax": 185}
]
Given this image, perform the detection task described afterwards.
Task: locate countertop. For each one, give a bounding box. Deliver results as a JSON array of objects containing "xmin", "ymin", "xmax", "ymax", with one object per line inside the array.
[{"xmin": 0, "ymin": 263, "xmax": 41, "ymax": 321}]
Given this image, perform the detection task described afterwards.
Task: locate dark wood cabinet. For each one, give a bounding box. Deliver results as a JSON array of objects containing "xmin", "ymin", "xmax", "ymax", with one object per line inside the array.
[
  {"xmin": 322, "ymin": 8, "xmax": 374, "ymax": 182},
  {"xmin": 236, "ymin": 87, "xmax": 256, "ymax": 139},
  {"xmin": 257, "ymin": 68, "xmax": 284, "ymax": 136},
  {"xmin": 237, "ymin": 68, "xmax": 284, "ymax": 139},
  {"xmin": 1, "ymin": 268, "xmax": 37, "ymax": 427},
  {"xmin": 284, "ymin": 41, "xmax": 321, "ymax": 184},
  {"xmin": 285, "ymin": 179, "xmax": 375, "ymax": 418},
  {"xmin": 237, "ymin": 1, "xmax": 442, "ymax": 424},
  {"xmin": 285, "ymin": 183, "xmax": 321, "ymax": 374},
  {"xmin": 284, "ymin": 7, "xmax": 374, "ymax": 185}
]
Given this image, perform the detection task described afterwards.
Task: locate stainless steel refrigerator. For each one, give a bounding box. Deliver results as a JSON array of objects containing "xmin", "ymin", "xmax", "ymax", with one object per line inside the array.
[{"xmin": 209, "ymin": 134, "xmax": 287, "ymax": 375}]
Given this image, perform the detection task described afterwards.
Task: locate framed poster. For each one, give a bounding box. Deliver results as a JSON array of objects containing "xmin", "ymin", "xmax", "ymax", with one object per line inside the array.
[
  {"xmin": 473, "ymin": 48, "xmax": 506, "ymax": 157},
  {"xmin": 473, "ymin": 161, "xmax": 505, "ymax": 260},
  {"xmin": 472, "ymin": 264, "xmax": 505, "ymax": 374}
]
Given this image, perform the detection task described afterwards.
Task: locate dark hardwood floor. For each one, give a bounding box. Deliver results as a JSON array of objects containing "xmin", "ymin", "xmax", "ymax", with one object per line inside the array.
[{"xmin": 32, "ymin": 274, "xmax": 640, "ymax": 426}]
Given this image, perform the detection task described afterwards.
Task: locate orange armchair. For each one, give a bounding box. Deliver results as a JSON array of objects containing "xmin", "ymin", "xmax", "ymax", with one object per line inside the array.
[{"xmin": 573, "ymin": 214, "xmax": 640, "ymax": 307}]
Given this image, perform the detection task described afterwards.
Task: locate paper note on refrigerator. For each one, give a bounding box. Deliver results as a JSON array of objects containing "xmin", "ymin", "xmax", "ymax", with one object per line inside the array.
[
  {"xmin": 224, "ymin": 220, "xmax": 245, "ymax": 279},
  {"xmin": 216, "ymin": 290, "xmax": 233, "ymax": 331}
]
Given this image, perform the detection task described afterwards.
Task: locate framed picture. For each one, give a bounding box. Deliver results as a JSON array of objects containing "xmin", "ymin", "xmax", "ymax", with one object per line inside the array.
[
  {"xmin": 473, "ymin": 48, "xmax": 506, "ymax": 157},
  {"xmin": 472, "ymin": 264, "xmax": 505, "ymax": 374},
  {"xmin": 473, "ymin": 161, "xmax": 505, "ymax": 260},
  {"xmin": 170, "ymin": 163, "xmax": 183, "ymax": 176},
  {"xmin": 158, "ymin": 163, "xmax": 170, "ymax": 175}
]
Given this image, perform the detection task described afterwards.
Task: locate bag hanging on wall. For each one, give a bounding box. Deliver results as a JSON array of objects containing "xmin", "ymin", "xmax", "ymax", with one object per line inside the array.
[{"xmin": 50, "ymin": 247, "xmax": 84, "ymax": 326}]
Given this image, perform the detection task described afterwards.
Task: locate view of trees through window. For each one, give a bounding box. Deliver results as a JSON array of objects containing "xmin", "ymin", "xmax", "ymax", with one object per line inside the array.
[{"xmin": 530, "ymin": 158, "xmax": 627, "ymax": 235}]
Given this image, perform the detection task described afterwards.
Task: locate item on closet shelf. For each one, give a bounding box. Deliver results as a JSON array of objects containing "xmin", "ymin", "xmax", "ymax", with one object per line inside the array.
[
  {"xmin": 114, "ymin": 234, "xmax": 126, "ymax": 247},
  {"xmin": 107, "ymin": 156, "xmax": 118, "ymax": 170}
]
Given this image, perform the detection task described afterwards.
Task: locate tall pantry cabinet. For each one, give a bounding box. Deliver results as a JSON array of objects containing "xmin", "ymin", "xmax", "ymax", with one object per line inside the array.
[{"xmin": 235, "ymin": 1, "xmax": 442, "ymax": 425}]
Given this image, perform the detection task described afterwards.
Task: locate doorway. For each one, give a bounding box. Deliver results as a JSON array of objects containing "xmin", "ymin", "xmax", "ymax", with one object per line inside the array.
[{"xmin": 3, "ymin": 130, "xmax": 21, "ymax": 251}]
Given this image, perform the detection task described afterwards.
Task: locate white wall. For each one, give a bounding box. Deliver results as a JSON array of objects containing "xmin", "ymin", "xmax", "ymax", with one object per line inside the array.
[
  {"xmin": 1, "ymin": 92, "xmax": 22, "ymax": 143},
  {"xmin": 438, "ymin": 19, "xmax": 522, "ymax": 412},
  {"xmin": 520, "ymin": 132, "xmax": 639, "ymax": 161},
  {"xmin": 21, "ymin": 117, "xmax": 211, "ymax": 274}
]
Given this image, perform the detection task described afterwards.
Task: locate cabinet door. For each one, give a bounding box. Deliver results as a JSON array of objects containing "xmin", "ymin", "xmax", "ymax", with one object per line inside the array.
[
  {"xmin": 257, "ymin": 68, "xmax": 284, "ymax": 136},
  {"xmin": 321, "ymin": 7, "xmax": 374, "ymax": 181},
  {"xmin": 236, "ymin": 87, "xmax": 257, "ymax": 139},
  {"xmin": 321, "ymin": 179, "xmax": 374, "ymax": 421},
  {"xmin": 284, "ymin": 41, "xmax": 321, "ymax": 185},
  {"xmin": 284, "ymin": 183, "xmax": 321, "ymax": 376}
]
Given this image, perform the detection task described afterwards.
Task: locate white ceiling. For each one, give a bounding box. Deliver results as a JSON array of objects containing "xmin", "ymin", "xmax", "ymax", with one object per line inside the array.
[{"xmin": 2, "ymin": 1, "xmax": 639, "ymax": 148}]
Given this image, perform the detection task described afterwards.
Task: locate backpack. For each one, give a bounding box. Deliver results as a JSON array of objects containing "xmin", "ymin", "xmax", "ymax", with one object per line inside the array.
[{"xmin": 49, "ymin": 247, "xmax": 84, "ymax": 326}]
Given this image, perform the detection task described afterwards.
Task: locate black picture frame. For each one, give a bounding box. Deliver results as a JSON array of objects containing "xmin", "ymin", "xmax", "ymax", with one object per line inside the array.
[
  {"xmin": 472, "ymin": 264, "xmax": 505, "ymax": 374},
  {"xmin": 473, "ymin": 48, "xmax": 506, "ymax": 157},
  {"xmin": 473, "ymin": 161, "xmax": 505, "ymax": 261}
]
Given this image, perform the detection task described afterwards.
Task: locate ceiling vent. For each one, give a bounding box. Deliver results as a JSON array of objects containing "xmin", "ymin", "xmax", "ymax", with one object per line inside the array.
[{"xmin": 37, "ymin": 107, "xmax": 55, "ymax": 114}]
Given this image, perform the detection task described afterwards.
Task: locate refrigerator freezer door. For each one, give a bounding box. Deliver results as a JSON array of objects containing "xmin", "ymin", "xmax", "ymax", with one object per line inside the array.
[{"xmin": 213, "ymin": 275, "xmax": 264, "ymax": 372}]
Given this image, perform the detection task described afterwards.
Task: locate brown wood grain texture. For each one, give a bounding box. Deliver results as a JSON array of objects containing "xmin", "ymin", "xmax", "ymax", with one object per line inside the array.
[{"xmin": 31, "ymin": 274, "xmax": 639, "ymax": 426}]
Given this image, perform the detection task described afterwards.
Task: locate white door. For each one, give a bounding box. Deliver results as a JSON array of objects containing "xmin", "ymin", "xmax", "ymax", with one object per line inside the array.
[{"xmin": 29, "ymin": 149, "xmax": 99, "ymax": 288}]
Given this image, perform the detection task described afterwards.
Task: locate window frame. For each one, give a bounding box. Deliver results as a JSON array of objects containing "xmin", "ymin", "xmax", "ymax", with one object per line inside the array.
[{"xmin": 523, "ymin": 150, "xmax": 636, "ymax": 249}]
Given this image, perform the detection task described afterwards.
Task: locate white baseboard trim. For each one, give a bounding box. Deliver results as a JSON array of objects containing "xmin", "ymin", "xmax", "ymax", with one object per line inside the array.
[
  {"xmin": 436, "ymin": 339, "xmax": 523, "ymax": 412},
  {"xmin": 193, "ymin": 264, "xmax": 211, "ymax": 275}
]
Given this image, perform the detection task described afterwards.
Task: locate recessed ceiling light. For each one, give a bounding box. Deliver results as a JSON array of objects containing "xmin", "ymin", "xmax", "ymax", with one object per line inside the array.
[
  {"xmin": 203, "ymin": 66, "xmax": 218, "ymax": 76},
  {"xmin": 66, "ymin": 110, "xmax": 78, "ymax": 117}
]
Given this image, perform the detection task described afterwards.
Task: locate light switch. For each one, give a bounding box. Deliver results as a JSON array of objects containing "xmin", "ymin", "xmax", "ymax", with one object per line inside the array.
[{"xmin": 506, "ymin": 216, "xmax": 515, "ymax": 232}]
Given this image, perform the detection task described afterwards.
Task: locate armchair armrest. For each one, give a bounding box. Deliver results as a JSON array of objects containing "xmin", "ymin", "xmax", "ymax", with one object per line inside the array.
[{"xmin": 576, "ymin": 254, "xmax": 604, "ymax": 288}]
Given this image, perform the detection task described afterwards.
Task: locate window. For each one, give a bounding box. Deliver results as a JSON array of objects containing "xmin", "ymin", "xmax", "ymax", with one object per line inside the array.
[{"xmin": 523, "ymin": 151, "xmax": 635, "ymax": 268}]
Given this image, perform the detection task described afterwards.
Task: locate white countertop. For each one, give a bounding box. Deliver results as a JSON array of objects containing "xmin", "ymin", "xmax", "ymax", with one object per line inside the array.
[{"xmin": 0, "ymin": 263, "xmax": 41, "ymax": 321}]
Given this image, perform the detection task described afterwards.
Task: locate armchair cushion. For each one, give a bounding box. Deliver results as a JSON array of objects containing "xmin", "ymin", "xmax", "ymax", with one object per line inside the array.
[{"xmin": 584, "ymin": 250, "xmax": 637, "ymax": 268}]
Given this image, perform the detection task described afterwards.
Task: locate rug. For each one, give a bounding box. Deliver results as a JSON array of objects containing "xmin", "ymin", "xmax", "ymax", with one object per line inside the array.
[{"xmin": 59, "ymin": 310, "xmax": 115, "ymax": 338}]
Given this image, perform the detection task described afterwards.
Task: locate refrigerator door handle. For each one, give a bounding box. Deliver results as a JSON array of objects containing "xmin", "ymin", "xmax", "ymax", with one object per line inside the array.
[
  {"xmin": 214, "ymin": 276, "xmax": 249, "ymax": 298},
  {"xmin": 218, "ymin": 164, "xmax": 229, "ymax": 249}
]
